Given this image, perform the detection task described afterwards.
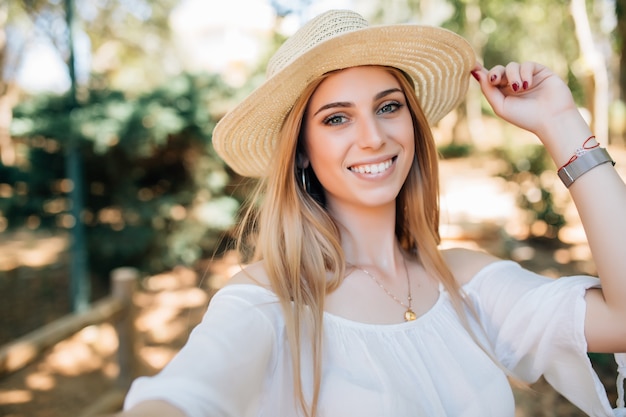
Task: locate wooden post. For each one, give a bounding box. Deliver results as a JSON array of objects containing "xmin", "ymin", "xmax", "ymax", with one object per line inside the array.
[
  {"xmin": 111, "ymin": 267, "xmax": 139, "ymax": 390},
  {"xmin": 74, "ymin": 267, "xmax": 140, "ymax": 417},
  {"xmin": 0, "ymin": 297, "xmax": 124, "ymax": 376}
]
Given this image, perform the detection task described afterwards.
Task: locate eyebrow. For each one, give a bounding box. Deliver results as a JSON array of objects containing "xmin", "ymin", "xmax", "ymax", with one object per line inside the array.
[{"xmin": 312, "ymin": 88, "xmax": 403, "ymax": 116}]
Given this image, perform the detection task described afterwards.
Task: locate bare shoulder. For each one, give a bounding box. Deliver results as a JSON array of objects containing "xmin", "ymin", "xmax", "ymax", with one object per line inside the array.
[
  {"xmin": 440, "ymin": 247, "xmax": 500, "ymax": 285},
  {"xmin": 224, "ymin": 260, "xmax": 272, "ymax": 288}
]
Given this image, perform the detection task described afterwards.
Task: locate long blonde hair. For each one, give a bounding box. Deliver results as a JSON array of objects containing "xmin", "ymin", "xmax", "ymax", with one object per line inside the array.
[{"xmin": 236, "ymin": 66, "xmax": 474, "ymax": 417}]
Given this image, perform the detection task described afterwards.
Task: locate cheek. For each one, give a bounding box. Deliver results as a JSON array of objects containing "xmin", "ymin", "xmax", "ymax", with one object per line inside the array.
[
  {"xmin": 304, "ymin": 139, "xmax": 347, "ymax": 193},
  {"xmin": 307, "ymin": 141, "xmax": 344, "ymax": 176},
  {"xmin": 304, "ymin": 128, "xmax": 344, "ymax": 169},
  {"xmin": 399, "ymin": 117, "xmax": 416, "ymax": 154}
]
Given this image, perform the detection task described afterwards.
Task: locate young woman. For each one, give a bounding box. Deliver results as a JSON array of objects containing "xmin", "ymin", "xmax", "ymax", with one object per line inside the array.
[{"xmin": 114, "ymin": 9, "xmax": 626, "ymax": 417}]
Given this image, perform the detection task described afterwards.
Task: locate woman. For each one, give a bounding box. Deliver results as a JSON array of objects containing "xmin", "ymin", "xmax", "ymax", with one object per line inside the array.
[{"xmin": 116, "ymin": 9, "xmax": 626, "ymax": 417}]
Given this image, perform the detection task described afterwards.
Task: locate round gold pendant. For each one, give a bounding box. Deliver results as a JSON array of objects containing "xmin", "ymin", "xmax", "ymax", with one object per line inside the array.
[{"xmin": 404, "ymin": 309, "xmax": 417, "ymax": 321}]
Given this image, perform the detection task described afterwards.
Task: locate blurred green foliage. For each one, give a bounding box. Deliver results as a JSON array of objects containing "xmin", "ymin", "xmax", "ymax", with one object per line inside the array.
[
  {"xmin": 494, "ymin": 145, "xmax": 567, "ymax": 241},
  {"xmin": 438, "ymin": 143, "xmax": 474, "ymax": 159},
  {"xmin": 5, "ymin": 72, "xmax": 244, "ymax": 278}
]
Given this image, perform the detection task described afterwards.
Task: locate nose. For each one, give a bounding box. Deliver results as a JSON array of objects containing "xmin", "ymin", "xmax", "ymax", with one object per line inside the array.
[{"xmin": 356, "ymin": 116, "xmax": 385, "ymax": 150}]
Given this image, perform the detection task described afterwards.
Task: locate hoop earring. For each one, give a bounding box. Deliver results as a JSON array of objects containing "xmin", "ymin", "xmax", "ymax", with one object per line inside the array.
[{"xmin": 300, "ymin": 167, "xmax": 310, "ymax": 193}]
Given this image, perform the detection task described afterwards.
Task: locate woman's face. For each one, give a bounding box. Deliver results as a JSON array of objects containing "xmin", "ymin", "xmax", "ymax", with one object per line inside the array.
[{"xmin": 303, "ymin": 66, "xmax": 415, "ymax": 213}]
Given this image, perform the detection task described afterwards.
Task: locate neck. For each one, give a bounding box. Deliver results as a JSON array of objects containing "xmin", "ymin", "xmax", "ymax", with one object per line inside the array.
[{"xmin": 329, "ymin": 200, "xmax": 402, "ymax": 271}]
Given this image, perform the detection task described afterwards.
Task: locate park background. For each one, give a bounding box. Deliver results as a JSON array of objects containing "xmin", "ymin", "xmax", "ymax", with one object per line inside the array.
[{"xmin": 1, "ymin": 0, "xmax": 626, "ymax": 415}]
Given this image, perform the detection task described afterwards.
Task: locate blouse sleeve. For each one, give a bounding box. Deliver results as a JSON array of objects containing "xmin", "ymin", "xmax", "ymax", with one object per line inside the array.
[
  {"xmin": 463, "ymin": 260, "xmax": 616, "ymax": 416},
  {"xmin": 123, "ymin": 285, "xmax": 281, "ymax": 417}
]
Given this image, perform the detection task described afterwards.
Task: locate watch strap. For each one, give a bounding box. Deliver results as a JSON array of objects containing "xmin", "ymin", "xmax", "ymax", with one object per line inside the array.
[{"xmin": 557, "ymin": 147, "xmax": 615, "ymax": 188}]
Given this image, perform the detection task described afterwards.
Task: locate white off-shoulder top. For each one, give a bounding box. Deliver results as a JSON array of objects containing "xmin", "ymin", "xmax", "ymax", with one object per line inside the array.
[{"xmin": 124, "ymin": 260, "xmax": 626, "ymax": 417}]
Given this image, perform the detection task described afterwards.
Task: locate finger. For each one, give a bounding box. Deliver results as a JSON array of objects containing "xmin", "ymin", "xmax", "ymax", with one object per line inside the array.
[
  {"xmin": 486, "ymin": 65, "xmax": 506, "ymax": 86},
  {"xmin": 519, "ymin": 61, "xmax": 535, "ymax": 90},
  {"xmin": 471, "ymin": 61, "xmax": 486, "ymax": 75},
  {"xmin": 505, "ymin": 62, "xmax": 522, "ymax": 92},
  {"xmin": 472, "ymin": 67, "xmax": 506, "ymax": 116}
]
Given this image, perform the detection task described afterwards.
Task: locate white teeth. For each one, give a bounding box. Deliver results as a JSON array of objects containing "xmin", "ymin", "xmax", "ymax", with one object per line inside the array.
[{"xmin": 350, "ymin": 159, "xmax": 392, "ymax": 174}]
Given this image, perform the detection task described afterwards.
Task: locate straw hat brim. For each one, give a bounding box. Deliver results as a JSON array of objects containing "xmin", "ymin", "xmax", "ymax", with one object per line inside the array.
[{"xmin": 213, "ymin": 24, "xmax": 476, "ymax": 178}]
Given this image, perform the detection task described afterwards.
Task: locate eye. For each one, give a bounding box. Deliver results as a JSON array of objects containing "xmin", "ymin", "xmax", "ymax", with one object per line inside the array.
[
  {"xmin": 378, "ymin": 101, "xmax": 402, "ymax": 115},
  {"xmin": 323, "ymin": 114, "xmax": 348, "ymax": 126}
]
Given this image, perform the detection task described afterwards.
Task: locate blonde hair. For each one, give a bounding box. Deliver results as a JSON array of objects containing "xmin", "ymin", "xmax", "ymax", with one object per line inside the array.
[{"xmin": 236, "ymin": 66, "xmax": 476, "ymax": 417}]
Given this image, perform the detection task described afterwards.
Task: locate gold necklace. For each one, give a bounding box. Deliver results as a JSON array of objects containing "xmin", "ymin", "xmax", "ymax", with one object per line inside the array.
[{"xmin": 349, "ymin": 256, "xmax": 416, "ymax": 322}]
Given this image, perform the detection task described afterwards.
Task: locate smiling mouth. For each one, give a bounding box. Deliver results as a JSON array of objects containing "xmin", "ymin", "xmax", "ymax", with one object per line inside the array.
[{"xmin": 348, "ymin": 157, "xmax": 396, "ymax": 174}]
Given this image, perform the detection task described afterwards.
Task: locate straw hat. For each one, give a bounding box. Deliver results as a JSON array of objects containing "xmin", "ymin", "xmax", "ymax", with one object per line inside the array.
[{"xmin": 212, "ymin": 9, "xmax": 476, "ymax": 177}]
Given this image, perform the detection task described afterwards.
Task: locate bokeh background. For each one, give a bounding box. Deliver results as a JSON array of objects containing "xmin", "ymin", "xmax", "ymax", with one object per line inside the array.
[{"xmin": 1, "ymin": 0, "xmax": 625, "ymax": 416}]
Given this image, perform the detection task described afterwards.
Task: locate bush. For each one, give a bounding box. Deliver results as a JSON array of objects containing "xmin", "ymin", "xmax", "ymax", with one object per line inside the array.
[
  {"xmin": 4, "ymin": 72, "xmax": 243, "ymax": 279},
  {"xmin": 493, "ymin": 144, "xmax": 566, "ymax": 240}
]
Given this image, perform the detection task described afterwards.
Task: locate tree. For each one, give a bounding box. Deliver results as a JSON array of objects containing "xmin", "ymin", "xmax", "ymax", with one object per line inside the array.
[
  {"xmin": 9, "ymin": 71, "xmax": 242, "ymax": 281},
  {"xmin": 2, "ymin": 1, "xmax": 246, "ymax": 302},
  {"xmin": 618, "ymin": 0, "xmax": 626, "ymax": 100},
  {"xmin": 570, "ymin": 0, "xmax": 611, "ymax": 143}
]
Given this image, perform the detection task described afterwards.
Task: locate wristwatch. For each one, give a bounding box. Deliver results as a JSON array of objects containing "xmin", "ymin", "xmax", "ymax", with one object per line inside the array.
[{"xmin": 557, "ymin": 147, "xmax": 615, "ymax": 188}]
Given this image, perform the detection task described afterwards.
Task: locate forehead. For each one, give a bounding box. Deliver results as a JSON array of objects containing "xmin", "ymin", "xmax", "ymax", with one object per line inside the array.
[{"xmin": 309, "ymin": 66, "xmax": 403, "ymax": 103}]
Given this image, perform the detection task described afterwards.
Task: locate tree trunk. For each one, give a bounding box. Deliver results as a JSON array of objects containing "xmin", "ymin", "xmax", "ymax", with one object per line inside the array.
[
  {"xmin": 617, "ymin": 0, "xmax": 626, "ymax": 102},
  {"xmin": 0, "ymin": 83, "xmax": 18, "ymax": 166},
  {"xmin": 0, "ymin": 3, "xmax": 17, "ymax": 166},
  {"xmin": 570, "ymin": 0, "xmax": 610, "ymax": 144}
]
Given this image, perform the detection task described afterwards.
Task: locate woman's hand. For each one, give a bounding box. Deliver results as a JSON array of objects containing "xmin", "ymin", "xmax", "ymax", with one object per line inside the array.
[
  {"xmin": 471, "ymin": 62, "xmax": 581, "ymax": 141},
  {"xmin": 471, "ymin": 61, "xmax": 593, "ymax": 166}
]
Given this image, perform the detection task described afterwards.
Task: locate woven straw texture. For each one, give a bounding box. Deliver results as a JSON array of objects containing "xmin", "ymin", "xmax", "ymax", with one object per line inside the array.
[{"xmin": 212, "ymin": 9, "xmax": 476, "ymax": 178}]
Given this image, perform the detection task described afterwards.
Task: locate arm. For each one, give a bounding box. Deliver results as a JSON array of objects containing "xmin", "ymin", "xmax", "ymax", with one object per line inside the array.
[
  {"xmin": 115, "ymin": 284, "xmax": 278, "ymax": 417},
  {"xmin": 472, "ymin": 62, "xmax": 626, "ymax": 352}
]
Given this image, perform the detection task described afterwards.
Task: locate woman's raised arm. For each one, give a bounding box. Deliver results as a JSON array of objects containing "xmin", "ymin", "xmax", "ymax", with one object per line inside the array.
[{"xmin": 472, "ymin": 62, "xmax": 626, "ymax": 352}]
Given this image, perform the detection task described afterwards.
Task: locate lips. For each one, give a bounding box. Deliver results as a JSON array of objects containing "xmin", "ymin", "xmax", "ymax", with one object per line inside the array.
[{"xmin": 348, "ymin": 157, "xmax": 395, "ymax": 174}]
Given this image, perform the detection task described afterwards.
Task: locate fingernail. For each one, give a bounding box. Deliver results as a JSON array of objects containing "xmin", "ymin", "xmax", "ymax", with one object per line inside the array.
[
  {"xmin": 471, "ymin": 70, "xmax": 480, "ymax": 81},
  {"xmin": 490, "ymin": 74, "xmax": 497, "ymax": 82},
  {"xmin": 512, "ymin": 82, "xmax": 519, "ymax": 92},
  {"xmin": 522, "ymin": 81, "xmax": 529, "ymax": 90}
]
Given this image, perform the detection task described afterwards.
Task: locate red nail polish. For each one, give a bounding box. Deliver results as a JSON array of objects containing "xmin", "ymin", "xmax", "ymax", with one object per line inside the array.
[
  {"xmin": 471, "ymin": 71, "xmax": 480, "ymax": 81},
  {"xmin": 522, "ymin": 81, "xmax": 528, "ymax": 90},
  {"xmin": 512, "ymin": 82, "xmax": 519, "ymax": 92},
  {"xmin": 490, "ymin": 74, "xmax": 497, "ymax": 82}
]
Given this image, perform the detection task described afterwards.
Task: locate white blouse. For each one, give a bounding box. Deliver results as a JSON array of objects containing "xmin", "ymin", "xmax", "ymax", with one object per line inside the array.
[{"xmin": 124, "ymin": 260, "xmax": 624, "ymax": 417}]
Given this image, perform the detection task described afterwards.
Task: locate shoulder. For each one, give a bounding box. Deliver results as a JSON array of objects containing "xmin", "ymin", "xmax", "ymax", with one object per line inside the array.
[
  {"xmin": 224, "ymin": 260, "xmax": 272, "ymax": 289},
  {"xmin": 212, "ymin": 261, "xmax": 281, "ymax": 318},
  {"xmin": 440, "ymin": 247, "xmax": 501, "ymax": 286}
]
